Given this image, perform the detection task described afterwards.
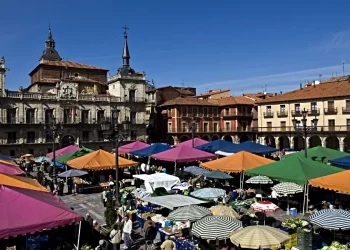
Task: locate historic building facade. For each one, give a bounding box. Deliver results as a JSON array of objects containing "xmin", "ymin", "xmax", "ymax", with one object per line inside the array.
[
  {"xmin": 257, "ymin": 76, "xmax": 350, "ymax": 152},
  {"xmin": 158, "ymin": 90, "xmax": 266, "ymax": 145},
  {"xmin": 0, "ymin": 28, "xmax": 149, "ymax": 157}
]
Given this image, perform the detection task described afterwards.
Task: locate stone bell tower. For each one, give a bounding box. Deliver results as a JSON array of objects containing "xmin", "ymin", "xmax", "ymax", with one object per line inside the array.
[{"xmin": 0, "ymin": 56, "xmax": 9, "ymax": 97}]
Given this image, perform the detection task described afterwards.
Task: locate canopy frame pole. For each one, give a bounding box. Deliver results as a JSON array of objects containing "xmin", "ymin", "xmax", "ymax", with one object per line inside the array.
[
  {"xmin": 302, "ymin": 183, "xmax": 307, "ymax": 215},
  {"xmin": 306, "ymin": 183, "xmax": 310, "ymax": 213},
  {"xmin": 76, "ymin": 221, "xmax": 82, "ymax": 250},
  {"xmin": 174, "ymin": 162, "xmax": 177, "ymax": 176}
]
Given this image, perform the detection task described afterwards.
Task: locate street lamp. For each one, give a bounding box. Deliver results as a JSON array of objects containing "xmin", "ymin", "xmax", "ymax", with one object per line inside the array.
[
  {"xmin": 44, "ymin": 117, "xmax": 61, "ymax": 184},
  {"xmin": 292, "ymin": 108, "xmax": 318, "ymax": 158},
  {"xmin": 100, "ymin": 119, "xmax": 130, "ymax": 205},
  {"xmin": 186, "ymin": 120, "xmax": 198, "ymax": 148}
]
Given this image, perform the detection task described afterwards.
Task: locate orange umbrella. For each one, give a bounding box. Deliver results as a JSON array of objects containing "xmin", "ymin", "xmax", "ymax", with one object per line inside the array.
[
  {"xmin": 0, "ymin": 173, "xmax": 49, "ymax": 192},
  {"xmin": 0, "ymin": 159, "xmax": 18, "ymax": 167},
  {"xmin": 309, "ymin": 170, "xmax": 350, "ymax": 194},
  {"xmin": 67, "ymin": 149, "xmax": 138, "ymax": 171}
]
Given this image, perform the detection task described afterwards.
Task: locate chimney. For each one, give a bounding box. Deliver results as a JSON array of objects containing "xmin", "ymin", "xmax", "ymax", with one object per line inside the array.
[
  {"xmin": 280, "ymin": 91, "xmax": 282, "ymax": 94},
  {"xmin": 300, "ymin": 83, "xmax": 302, "ymax": 89}
]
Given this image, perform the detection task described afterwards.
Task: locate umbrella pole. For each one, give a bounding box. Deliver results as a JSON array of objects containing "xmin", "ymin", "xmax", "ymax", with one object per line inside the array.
[
  {"xmin": 241, "ymin": 172, "xmax": 245, "ymax": 190},
  {"xmin": 306, "ymin": 184, "xmax": 310, "ymax": 213},
  {"xmin": 76, "ymin": 221, "xmax": 82, "ymax": 250},
  {"xmin": 239, "ymin": 172, "xmax": 242, "ymax": 189},
  {"xmin": 302, "ymin": 184, "xmax": 306, "ymax": 215},
  {"xmin": 286, "ymin": 196, "xmax": 290, "ymax": 215},
  {"xmin": 174, "ymin": 162, "xmax": 177, "ymax": 176}
]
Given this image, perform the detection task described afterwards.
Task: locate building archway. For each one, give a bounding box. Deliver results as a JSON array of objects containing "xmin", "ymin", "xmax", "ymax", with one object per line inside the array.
[
  {"xmin": 240, "ymin": 135, "xmax": 250, "ymax": 143},
  {"xmin": 202, "ymin": 135, "xmax": 210, "ymax": 141},
  {"xmin": 344, "ymin": 137, "xmax": 350, "ymax": 153},
  {"xmin": 278, "ymin": 136, "xmax": 290, "ymax": 150},
  {"xmin": 61, "ymin": 135, "xmax": 75, "ymax": 148},
  {"xmin": 180, "ymin": 135, "xmax": 189, "ymax": 142},
  {"xmin": 211, "ymin": 135, "xmax": 220, "ymax": 141},
  {"xmin": 293, "ymin": 135, "xmax": 304, "ymax": 151},
  {"xmin": 223, "ymin": 135, "xmax": 233, "ymax": 143},
  {"xmin": 264, "ymin": 136, "xmax": 276, "ymax": 148},
  {"xmin": 166, "ymin": 136, "xmax": 174, "ymax": 146},
  {"xmin": 326, "ymin": 136, "xmax": 339, "ymax": 150},
  {"xmin": 309, "ymin": 136, "xmax": 321, "ymax": 148}
]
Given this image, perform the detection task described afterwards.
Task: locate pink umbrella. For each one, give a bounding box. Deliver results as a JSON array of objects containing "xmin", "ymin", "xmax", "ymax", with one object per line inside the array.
[
  {"xmin": 251, "ymin": 201, "xmax": 280, "ymax": 213},
  {"xmin": 46, "ymin": 145, "xmax": 80, "ymax": 159},
  {"xmin": 176, "ymin": 138, "xmax": 209, "ymax": 148},
  {"xmin": 116, "ymin": 141, "xmax": 149, "ymax": 154},
  {"xmin": 0, "ymin": 186, "xmax": 82, "ymax": 239},
  {"xmin": 0, "ymin": 162, "xmax": 25, "ymax": 175},
  {"xmin": 151, "ymin": 145, "xmax": 216, "ymax": 162}
]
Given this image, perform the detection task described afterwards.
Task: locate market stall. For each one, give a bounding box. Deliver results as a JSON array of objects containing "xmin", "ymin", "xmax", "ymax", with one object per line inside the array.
[{"xmin": 133, "ymin": 173, "xmax": 180, "ymax": 193}]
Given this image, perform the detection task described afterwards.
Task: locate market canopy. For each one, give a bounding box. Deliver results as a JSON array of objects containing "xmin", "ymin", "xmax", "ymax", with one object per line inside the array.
[
  {"xmin": 309, "ymin": 170, "xmax": 350, "ymax": 194},
  {"xmin": 55, "ymin": 148, "xmax": 95, "ymax": 164},
  {"xmin": 0, "ymin": 162, "xmax": 25, "ymax": 175},
  {"xmin": 283, "ymin": 146, "xmax": 349, "ymax": 163},
  {"xmin": 151, "ymin": 145, "xmax": 216, "ymax": 162},
  {"xmin": 0, "ymin": 186, "xmax": 82, "ymax": 239},
  {"xmin": 67, "ymin": 149, "xmax": 137, "ymax": 171},
  {"xmin": 141, "ymin": 194, "xmax": 207, "ymax": 210},
  {"xmin": 200, "ymin": 151, "xmax": 275, "ymax": 173},
  {"xmin": 133, "ymin": 173, "xmax": 180, "ymax": 193},
  {"xmin": 196, "ymin": 139, "xmax": 240, "ymax": 153},
  {"xmin": 245, "ymin": 156, "xmax": 344, "ymax": 185},
  {"xmin": 46, "ymin": 145, "xmax": 80, "ymax": 159},
  {"xmin": 329, "ymin": 155, "xmax": 350, "ymax": 167},
  {"xmin": 0, "ymin": 173, "xmax": 48, "ymax": 192},
  {"xmin": 230, "ymin": 141, "xmax": 277, "ymax": 154},
  {"xmin": 130, "ymin": 143, "xmax": 172, "ymax": 157},
  {"xmin": 0, "ymin": 158, "xmax": 18, "ymax": 167},
  {"xmin": 116, "ymin": 141, "xmax": 149, "ymax": 154},
  {"xmin": 176, "ymin": 138, "xmax": 209, "ymax": 148},
  {"xmin": 0, "ymin": 154, "xmax": 13, "ymax": 161}
]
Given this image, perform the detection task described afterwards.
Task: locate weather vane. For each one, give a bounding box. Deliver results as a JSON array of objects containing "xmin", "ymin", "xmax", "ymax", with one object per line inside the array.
[{"xmin": 122, "ymin": 25, "xmax": 129, "ymax": 36}]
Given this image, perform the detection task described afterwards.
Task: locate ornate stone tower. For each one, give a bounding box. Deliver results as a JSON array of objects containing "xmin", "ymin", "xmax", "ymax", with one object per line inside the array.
[{"xmin": 0, "ymin": 56, "xmax": 9, "ymax": 97}]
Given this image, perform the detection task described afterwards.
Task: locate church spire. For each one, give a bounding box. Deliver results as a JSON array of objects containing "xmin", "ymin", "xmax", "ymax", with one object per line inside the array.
[
  {"xmin": 40, "ymin": 25, "xmax": 62, "ymax": 62},
  {"xmin": 122, "ymin": 25, "xmax": 130, "ymax": 66}
]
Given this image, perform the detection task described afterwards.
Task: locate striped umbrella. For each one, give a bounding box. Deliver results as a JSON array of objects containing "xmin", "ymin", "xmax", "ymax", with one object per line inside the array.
[
  {"xmin": 309, "ymin": 209, "xmax": 350, "ymax": 230},
  {"xmin": 184, "ymin": 166, "xmax": 210, "ymax": 175},
  {"xmin": 230, "ymin": 226, "xmax": 290, "ymax": 249},
  {"xmin": 192, "ymin": 216, "xmax": 242, "ymax": 240},
  {"xmin": 190, "ymin": 188, "xmax": 225, "ymax": 199},
  {"xmin": 272, "ymin": 182, "xmax": 303, "ymax": 195},
  {"xmin": 168, "ymin": 205, "xmax": 212, "ymax": 222},
  {"xmin": 246, "ymin": 176, "xmax": 273, "ymax": 184}
]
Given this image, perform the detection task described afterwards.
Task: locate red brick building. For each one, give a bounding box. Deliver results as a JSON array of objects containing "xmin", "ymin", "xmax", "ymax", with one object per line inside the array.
[{"xmin": 157, "ymin": 90, "xmax": 272, "ymax": 145}]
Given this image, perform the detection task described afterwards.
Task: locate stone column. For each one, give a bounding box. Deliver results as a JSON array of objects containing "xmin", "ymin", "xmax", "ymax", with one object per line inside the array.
[
  {"xmin": 306, "ymin": 137, "xmax": 310, "ymax": 149},
  {"xmin": 321, "ymin": 137, "xmax": 326, "ymax": 147},
  {"xmin": 289, "ymin": 137, "xmax": 294, "ymax": 150},
  {"xmin": 339, "ymin": 139, "xmax": 344, "ymax": 152},
  {"xmin": 274, "ymin": 137, "xmax": 280, "ymax": 150}
]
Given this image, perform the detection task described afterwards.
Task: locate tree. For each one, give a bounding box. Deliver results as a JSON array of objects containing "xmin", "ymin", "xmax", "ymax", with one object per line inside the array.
[{"xmin": 104, "ymin": 198, "xmax": 117, "ymax": 229}]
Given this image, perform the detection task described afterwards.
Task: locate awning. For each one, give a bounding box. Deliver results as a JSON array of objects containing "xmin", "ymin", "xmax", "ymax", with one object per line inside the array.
[
  {"xmin": 133, "ymin": 173, "xmax": 180, "ymax": 193},
  {"xmin": 142, "ymin": 194, "xmax": 207, "ymax": 210}
]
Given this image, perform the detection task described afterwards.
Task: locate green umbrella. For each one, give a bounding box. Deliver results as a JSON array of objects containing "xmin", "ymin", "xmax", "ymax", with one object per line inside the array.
[
  {"xmin": 283, "ymin": 146, "xmax": 349, "ymax": 163},
  {"xmin": 55, "ymin": 148, "xmax": 94, "ymax": 164}
]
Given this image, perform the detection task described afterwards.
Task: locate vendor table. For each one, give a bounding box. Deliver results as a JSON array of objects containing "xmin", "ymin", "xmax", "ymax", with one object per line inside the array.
[{"xmin": 175, "ymin": 238, "xmax": 199, "ymax": 250}]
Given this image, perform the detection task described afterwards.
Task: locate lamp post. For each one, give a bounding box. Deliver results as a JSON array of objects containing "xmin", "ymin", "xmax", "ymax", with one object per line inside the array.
[
  {"xmin": 187, "ymin": 120, "xmax": 198, "ymax": 148},
  {"xmin": 44, "ymin": 117, "xmax": 61, "ymax": 184},
  {"xmin": 100, "ymin": 119, "xmax": 130, "ymax": 206},
  {"xmin": 292, "ymin": 108, "xmax": 318, "ymax": 158}
]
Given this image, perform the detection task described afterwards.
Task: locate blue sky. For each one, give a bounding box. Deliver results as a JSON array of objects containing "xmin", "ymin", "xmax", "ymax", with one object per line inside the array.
[{"xmin": 1, "ymin": 0, "xmax": 350, "ymax": 95}]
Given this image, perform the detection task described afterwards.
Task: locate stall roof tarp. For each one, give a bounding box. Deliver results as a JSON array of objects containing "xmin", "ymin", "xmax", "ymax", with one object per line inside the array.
[
  {"xmin": 67, "ymin": 149, "xmax": 137, "ymax": 171},
  {"xmin": 46, "ymin": 145, "xmax": 80, "ymax": 159},
  {"xmin": 133, "ymin": 173, "xmax": 180, "ymax": 193},
  {"xmin": 0, "ymin": 186, "xmax": 82, "ymax": 239},
  {"xmin": 0, "ymin": 162, "xmax": 25, "ymax": 175},
  {"xmin": 0, "ymin": 173, "xmax": 49, "ymax": 192},
  {"xmin": 230, "ymin": 141, "xmax": 277, "ymax": 154},
  {"xmin": 130, "ymin": 143, "xmax": 172, "ymax": 157},
  {"xmin": 309, "ymin": 170, "xmax": 350, "ymax": 194},
  {"xmin": 196, "ymin": 139, "xmax": 240, "ymax": 153},
  {"xmin": 117, "ymin": 141, "xmax": 150, "ymax": 154},
  {"xmin": 0, "ymin": 159, "xmax": 18, "ymax": 167},
  {"xmin": 200, "ymin": 151, "xmax": 275, "ymax": 173},
  {"xmin": 329, "ymin": 155, "xmax": 350, "ymax": 167},
  {"xmin": 151, "ymin": 145, "xmax": 216, "ymax": 162},
  {"xmin": 55, "ymin": 148, "xmax": 95, "ymax": 164},
  {"xmin": 142, "ymin": 194, "xmax": 207, "ymax": 210},
  {"xmin": 245, "ymin": 156, "xmax": 345, "ymax": 185},
  {"xmin": 175, "ymin": 138, "xmax": 209, "ymax": 148},
  {"xmin": 0, "ymin": 154, "xmax": 13, "ymax": 161},
  {"xmin": 283, "ymin": 146, "xmax": 349, "ymax": 162}
]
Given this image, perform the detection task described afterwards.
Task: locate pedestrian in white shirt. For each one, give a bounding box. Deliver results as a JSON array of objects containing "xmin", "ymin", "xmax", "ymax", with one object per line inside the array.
[{"xmin": 123, "ymin": 216, "xmax": 133, "ymax": 249}]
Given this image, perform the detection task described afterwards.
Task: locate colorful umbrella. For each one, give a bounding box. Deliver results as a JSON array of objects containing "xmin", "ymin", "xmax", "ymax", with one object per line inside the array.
[
  {"xmin": 251, "ymin": 201, "xmax": 280, "ymax": 213},
  {"xmin": 34, "ymin": 156, "xmax": 51, "ymax": 163},
  {"xmin": 210, "ymin": 205, "xmax": 239, "ymax": 218}
]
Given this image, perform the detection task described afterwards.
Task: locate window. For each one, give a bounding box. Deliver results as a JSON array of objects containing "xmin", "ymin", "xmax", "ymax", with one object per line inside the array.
[
  {"xmin": 266, "ymin": 122, "xmax": 272, "ymax": 132},
  {"xmin": 181, "ymin": 107, "xmax": 188, "ymax": 117},
  {"xmin": 203, "ymin": 108, "xmax": 208, "ymax": 117},
  {"xmin": 167, "ymin": 108, "xmax": 171, "ymax": 117},
  {"xmin": 98, "ymin": 131, "xmax": 104, "ymax": 141},
  {"xmin": 45, "ymin": 109, "xmax": 54, "ymax": 123},
  {"xmin": 112, "ymin": 110, "xmax": 119, "ymax": 124},
  {"xmin": 130, "ymin": 112, "xmax": 136, "ymax": 124},
  {"xmin": 130, "ymin": 130, "xmax": 137, "ymax": 140},
  {"xmin": 27, "ymin": 131, "xmax": 35, "ymax": 143},
  {"xmin": 328, "ymin": 119, "xmax": 335, "ymax": 131},
  {"xmin": 97, "ymin": 110, "xmax": 105, "ymax": 124},
  {"xmin": 213, "ymin": 108, "xmax": 218, "ymax": 117},
  {"xmin": 6, "ymin": 109, "xmax": 16, "ymax": 124},
  {"xmin": 346, "ymin": 100, "xmax": 350, "ymax": 111},
  {"xmin": 347, "ymin": 119, "xmax": 350, "ymax": 131},
  {"xmin": 82, "ymin": 131, "xmax": 89, "ymax": 141},
  {"xmin": 9, "ymin": 150, "xmax": 15, "ymax": 157},
  {"xmin": 281, "ymin": 121, "xmax": 286, "ymax": 131},
  {"xmin": 295, "ymin": 104, "xmax": 300, "ymax": 112},
  {"xmin": 280, "ymin": 105, "xmax": 286, "ymax": 112},
  {"xmin": 29, "ymin": 149, "xmax": 34, "ymax": 155},
  {"xmin": 81, "ymin": 110, "xmax": 89, "ymax": 124},
  {"xmin": 168, "ymin": 123, "xmax": 172, "ymax": 132},
  {"xmin": 213, "ymin": 123, "xmax": 219, "ymax": 132},
  {"xmin": 182, "ymin": 122, "xmax": 187, "ymax": 132},
  {"xmin": 266, "ymin": 106, "xmax": 272, "ymax": 113},
  {"xmin": 328, "ymin": 101, "xmax": 335, "ymax": 111},
  {"xmin": 63, "ymin": 109, "xmax": 71, "ymax": 124},
  {"xmin": 295, "ymin": 120, "xmax": 301, "ymax": 128},
  {"xmin": 192, "ymin": 107, "xmax": 198, "ymax": 116},
  {"xmin": 26, "ymin": 109, "xmax": 35, "ymax": 124},
  {"xmin": 225, "ymin": 108, "xmax": 230, "ymax": 116},
  {"xmin": 204, "ymin": 123, "xmax": 209, "ymax": 132},
  {"xmin": 311, "ymin": 102, "xmax": 317, "ymax": 110},
  {"xmin": 225, "ymin": 122, "xmax": 230, "ymax": 131},
  {"xmin": 7, "ymin": 132, "xmax": 16, "ymax": 144},
  {"xmin": 146, "ymin": 110, "xmax": 150, "ymax": 115},
  {"xmin": 46, "ymin": 133, "xmax": 53, "ymax": 143},
  {"xmin": 129, "ymin": 90, "xmax": 136, "ymax": 102},
  {"xmin": 151, "ymin": 93, "xmax": 155, "ymax": 100},
  {"xmin": 242, "ymin": 122, "xmax": 247, "ymax": 131}
]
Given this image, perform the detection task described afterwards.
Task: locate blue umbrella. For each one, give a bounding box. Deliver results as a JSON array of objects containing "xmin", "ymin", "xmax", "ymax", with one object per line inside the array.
[
  {"xmin": 231, "ymin": 141, "xmax": 277, "ymax": 154},
  {"xmin": 130, "ymin": 143, "xmax": 172, "ymax": 157},
  {"xmin": 184, "ymin": 166, "xmax": 210, "ymax": 175},
  {"xmin": 51, "ymin": 161, "xmax": 65, "ymax": 169},
  {"xmin": 204, "ymin": 170, "xmax": 233, "ymax": 179},
  {"xmin": 58, "ymin": 169, "xmax": 88, "ymax": 178},
  {"xmin": 0, "ymin": 154, "xmax": 13, "ymax": 161},
  {"xmin": 196, "ymin": 140, "xmax": 240, "ymax": 153},
  {"xmin": 35, "ymin": 156, "xmax": 51, "ymax": 163},
  {"xmin": 191, "ymin": 188, "xmax": 226, "ymax": 199}
]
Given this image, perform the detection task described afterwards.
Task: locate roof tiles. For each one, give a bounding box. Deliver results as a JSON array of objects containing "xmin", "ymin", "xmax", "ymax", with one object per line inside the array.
[{"xmin": 40, "ymin": 60, "xmax": 108, "ymax": 71}]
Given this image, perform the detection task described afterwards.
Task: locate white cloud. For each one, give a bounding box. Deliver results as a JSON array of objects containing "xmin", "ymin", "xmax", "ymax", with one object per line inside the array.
[{"xmin": 321, "ymin": 29, "xmax": 350, "ymax": 52}]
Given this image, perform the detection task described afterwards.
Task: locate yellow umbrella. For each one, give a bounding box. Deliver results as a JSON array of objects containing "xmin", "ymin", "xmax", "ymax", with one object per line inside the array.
[
  {"xmin": 209, "ymin": 205, "xmax": 239, "ymax": 218},
  {"xmin": 230, "ymin": 225, "xmax": 290, "ymax": 249},
  {"xmin": 0, "ymin": 173, "xmax": 49, "ymax": 192}
]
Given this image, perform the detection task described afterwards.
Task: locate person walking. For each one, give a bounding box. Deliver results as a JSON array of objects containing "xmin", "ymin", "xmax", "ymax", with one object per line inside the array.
[
  {"xmin": 110, "ymin": 224, "xmax": 122, "ymax": 250},
  {"xmin": 122, "ymin": 216, "xmax": 133, "ymax": 249}
]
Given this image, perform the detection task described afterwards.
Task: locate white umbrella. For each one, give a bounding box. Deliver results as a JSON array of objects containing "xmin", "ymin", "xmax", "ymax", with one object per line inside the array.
[{"xmin": 272, "ymin": 182, "xmax": 304, "ymax": 215}]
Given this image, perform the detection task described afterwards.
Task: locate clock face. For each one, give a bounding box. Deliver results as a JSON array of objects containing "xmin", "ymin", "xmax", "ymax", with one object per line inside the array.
[{"xmin": 60, "ymin": 83, "xmax": 77, "ymax": 99}]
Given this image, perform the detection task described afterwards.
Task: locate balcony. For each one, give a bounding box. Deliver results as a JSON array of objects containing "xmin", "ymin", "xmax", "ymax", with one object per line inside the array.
[
  {"xmin": 256, "ymin": 125, "xmax": 350, "ymax": 133},
  {"xmin": 277, "ymin": 111, "xmax": 288, "ymax": 117},
  {"xmin": 125, "ymin": 97, "xmax": 146, "ymax": 103},
  {"xmin": 263, "ymin": 112, "xmax": 274, "ymax": 118},
  {"xmin": 342, "ymin": 107, "xmax": 350, "ymax": 114},
  {"xmin": 308, "ymin": 109, "xmax": 320, "ymax": 116},
  {"xmin": 324, "ymin": 108, "xmax": 338, "ymax": 115},
  {"xmin": 223, "ymin": 112, "xmax": 252, "ymax": 117},
  {"xmin": 291, "ymin": 110, "xmax": 302, "ymax": 117}
]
